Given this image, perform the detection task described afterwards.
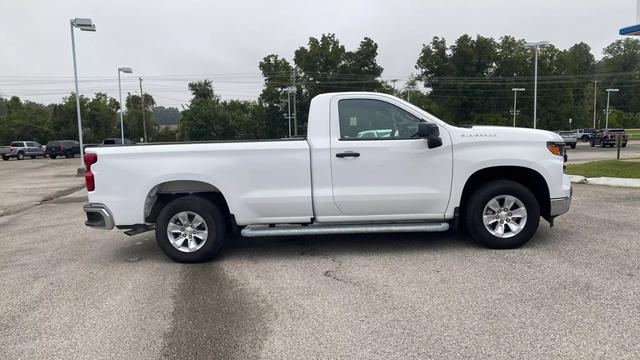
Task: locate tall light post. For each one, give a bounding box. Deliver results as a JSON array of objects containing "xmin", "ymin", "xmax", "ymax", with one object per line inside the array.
[
  {"xmin": 511, "ymin": 88, "xmax": 525, "ymax": 127},
  {"xmin": 525, "ymin": 41, "xmax": 549, "ymax": 129},
  {"xmin": 69, "ymin": 18, "xmax": 95, "ymax": 170},
  {"xmin": 605, "ymin": 88, "xmax": 619, "ymax": 130},
  {"xmin": 139, "ymin": 77, "xmax": 147, "ymax": 142},
  {"xmin": 117, "ymin": 67, "xmax": 133, "ymax": 144},
  {"xmin": 592, "ymin": 80, "xmax": 598, "ymax": 129}
]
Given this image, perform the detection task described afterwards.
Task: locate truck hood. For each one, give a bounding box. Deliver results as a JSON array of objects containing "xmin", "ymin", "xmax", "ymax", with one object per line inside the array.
[{"xmin": 449, "ymin": 125, "xmax": 563, "ymax": 143}]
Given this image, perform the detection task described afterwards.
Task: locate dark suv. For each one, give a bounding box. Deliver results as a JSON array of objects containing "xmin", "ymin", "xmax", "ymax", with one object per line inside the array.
[
  {"xmin": 590, "ymin": 129, "xmax": 628, "ymax": 148},
  {"xmin": 45, "ymin": 140, "xmax": 81, "ymax": 159}
]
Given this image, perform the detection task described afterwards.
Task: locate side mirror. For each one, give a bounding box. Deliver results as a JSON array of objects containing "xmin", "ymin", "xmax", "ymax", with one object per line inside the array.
[{"xmin": 417, "ymin": 122, "xmax": 443, "ymax": 149}]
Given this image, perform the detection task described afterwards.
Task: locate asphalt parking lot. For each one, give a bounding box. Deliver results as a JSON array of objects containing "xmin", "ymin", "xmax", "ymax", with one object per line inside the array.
[
  {"xmin": 1, "ymin": 157, "xmax": 640, "ymax": 359},
  {"xmin": 566, "ymin": 140, "xmax": 640, "ymax": 163}
]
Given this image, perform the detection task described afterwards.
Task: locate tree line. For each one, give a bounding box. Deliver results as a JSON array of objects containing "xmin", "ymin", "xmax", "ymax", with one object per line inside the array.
[{"xmin": 3, "ymin": 33, "xmax": 640, "ymax": 145}]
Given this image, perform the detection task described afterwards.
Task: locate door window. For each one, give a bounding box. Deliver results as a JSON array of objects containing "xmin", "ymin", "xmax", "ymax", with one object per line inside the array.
[{"xmin": 338, "ymin": 99, "xmax": 422, "ymax": 140}]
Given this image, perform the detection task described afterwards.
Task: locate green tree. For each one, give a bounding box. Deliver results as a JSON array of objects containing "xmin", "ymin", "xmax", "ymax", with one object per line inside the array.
[
  {"xmin": 0, "ymin": 96, "xmax": 52, "ymax": 144},
  {"xmin": 84, "ymin": 93, "xmax": 119, "ymax": 143},
  {"xmin": 180, "ymin": 80, "xmax": 235, "ymax": 141},
  {"xmin": 259, "ymin": 34, "xmax": 385, "ymax": 135},
  {"xmin": 125, "ymin": 93, "xmax": 157, "ymax": 142},
  {"xmin": 50, "ymin": 94, "xmax": 85, "ymax": 141}
]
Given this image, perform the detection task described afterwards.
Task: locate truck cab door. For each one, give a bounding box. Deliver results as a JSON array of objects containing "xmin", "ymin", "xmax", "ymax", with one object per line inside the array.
[{"xmin": 327, "ymin": 95, "xmax": 453, "ymax": 221}]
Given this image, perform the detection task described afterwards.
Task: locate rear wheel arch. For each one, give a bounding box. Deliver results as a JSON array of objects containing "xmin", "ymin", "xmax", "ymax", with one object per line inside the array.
[
  {"xmin": 459, "ymin": 166, "xmax": 551, "ymax": 222},
  {"xmin": 143, "ymin": 180, "xmax": 233, "ymax": 227}
]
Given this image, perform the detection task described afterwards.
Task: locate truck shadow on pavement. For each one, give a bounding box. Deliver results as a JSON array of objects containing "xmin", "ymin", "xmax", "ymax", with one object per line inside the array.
[
  {"xmin": 111, "ymin": 225, "xmax": 556, "ymax": 265},
  {"xmin": 222, "ymin": 229, "xmax": 520, "ymax": 261}
]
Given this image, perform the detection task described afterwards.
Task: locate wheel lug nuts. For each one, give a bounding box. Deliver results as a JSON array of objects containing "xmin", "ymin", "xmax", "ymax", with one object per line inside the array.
[
  {"xmin": 495, "ymin": 215, "xmax": 499, "ymax": 219},
  {"xmin": 508, "ymin": 213, "xmax": 512, "ymax": 216},
  {"xmin": 500, "ymin": 220, "xmax": 504, "ymax": 224},
  {"xmin": 507, "ymin": 219, "xmax": 510, "ymax": 222},
  {"xmin": 504, "ymin": 208, "xmax": 508, "ymax": 212}
]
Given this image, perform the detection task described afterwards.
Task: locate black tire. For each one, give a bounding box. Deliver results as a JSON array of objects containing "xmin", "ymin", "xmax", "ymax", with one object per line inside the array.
[
  {"xmin": 571, "ymin": 144, "xmax": 576, "ymax": 149},
  {"xmin": 155, "ymin": 196, "xmax": 227, "ymax": 263},
  {"xmin": 464, "ymin": 180, "xmax": 540, "ymax": 249},
  {"xmin": 65, "ymin": 150, "xmax": 73, "ymax": 158},
  {"xmin": 50, "ymin": 154, "xmax": 57, "ymax": 159},
  {"xmin": 590, "ymin": 141, "xmax": 595, "ymax": 147},
  {"xmin": 30, "ymin": 155, "xmax": 36, "ymax": 159},
  {"xmin": 1, "ymin": 155, "xmax": 9, "ymax": 161},
  {"xmin": 622, "ymin": 143, "xmax": 627, "ymax": 148},
  {"xmin": 581, "ymin": 135, "xmax": 590, "ymax": 142},
  {"xmin": 16, "ymin": 152, "xmax": 24, "ymax": 160}
]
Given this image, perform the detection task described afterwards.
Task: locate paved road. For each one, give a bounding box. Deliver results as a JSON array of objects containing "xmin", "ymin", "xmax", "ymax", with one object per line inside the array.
[
  {"xmin": 1, "ymin": 183, "xmax": 639, "ymax": 359},
  {"xmin": 0, "ymin": 157, "xmax": 83, "ymax": 216},
  {"xmin": 566, "ymin": 140, "xmax": 640, "ymax": 164}
]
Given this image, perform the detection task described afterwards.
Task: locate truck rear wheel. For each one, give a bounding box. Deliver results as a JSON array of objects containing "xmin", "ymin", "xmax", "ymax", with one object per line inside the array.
[
  {"xmin": 155, "ymin": 196, "xmax": 226, "ymax": 263},
  {"xmin": 464, "ymin": 180, "xmax": 540, "ymax": 249}
]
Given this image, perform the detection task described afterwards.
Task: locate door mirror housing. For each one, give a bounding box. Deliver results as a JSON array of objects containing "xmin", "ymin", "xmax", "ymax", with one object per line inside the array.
[{"xmin": 417, "ymin": 122, "xmax": 443, "ymax": 149}]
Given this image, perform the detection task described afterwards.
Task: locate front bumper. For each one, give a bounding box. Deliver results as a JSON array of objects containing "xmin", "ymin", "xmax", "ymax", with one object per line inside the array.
[
  {"xmin": 550, "ymin": 187, "xmax": 572, "ymax": 217},
  {"xmin": 83, "ymin": 203, "xmax": 114, "ymax": 230}
]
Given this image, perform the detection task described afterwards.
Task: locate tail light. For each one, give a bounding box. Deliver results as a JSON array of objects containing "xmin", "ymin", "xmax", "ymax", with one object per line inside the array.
[
  {"xmin": 59, "ymin": 146, "xmax": 65, "ymax": 151},
  {"xmin": 84, "ymin": 153, "xmax": 97, "ymax": 191},
  {"xmin": 9, "ymin": 147, "xmax": 15, "ymax": 153}
]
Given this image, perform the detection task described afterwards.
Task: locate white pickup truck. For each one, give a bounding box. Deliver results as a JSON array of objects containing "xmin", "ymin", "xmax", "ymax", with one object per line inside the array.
[{"xmin": 83, "ymin": 92, "xmax": 571, "ymax": 262}]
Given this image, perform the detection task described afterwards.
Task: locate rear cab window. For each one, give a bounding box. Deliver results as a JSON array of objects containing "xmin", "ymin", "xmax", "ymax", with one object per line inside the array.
[{"xmin": 10, "ymin": 142, "xmax": 23, "ymax": 147}]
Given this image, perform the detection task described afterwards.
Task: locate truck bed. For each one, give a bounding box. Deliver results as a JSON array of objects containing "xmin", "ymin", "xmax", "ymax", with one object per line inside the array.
[{"xmin": 86, "ymin": 139, "xmax": 314, "ymax": 226}]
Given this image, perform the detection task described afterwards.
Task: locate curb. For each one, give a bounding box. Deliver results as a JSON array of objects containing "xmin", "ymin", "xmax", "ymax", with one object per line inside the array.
[{"xmin": 568, "ymin": 175, "xmax": 640, "ymax": 188}]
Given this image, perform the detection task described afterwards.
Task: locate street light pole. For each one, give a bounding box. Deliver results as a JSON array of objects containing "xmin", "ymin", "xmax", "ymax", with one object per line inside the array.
[
  {"xmin": 117, "ymin": 67, "xmax": 133, "ymax": 144},
  {"xmin": 605, "ymin": 88, "xmax": 619, "ymax": 130},
  {"xmin": 286, "ymin": 91, "xmax": 291, "ymax": 137},
  {"xmin": 525, "ymin": 41, "xmax": 549, "ymax": 129},
  {"xmin": 511, "ymin": 88, "xmax": 525, "ymax": 127},
  {"xmin": 593, "ymin": 80, "xmax": 598, "ymax": 129},
  {"xmin": 139, "ymin": 77, "xmax": 147, "ymax": 142},
  {"xmin": 69, "ymin": 18, "xmax": 95, "ymax": 170}
]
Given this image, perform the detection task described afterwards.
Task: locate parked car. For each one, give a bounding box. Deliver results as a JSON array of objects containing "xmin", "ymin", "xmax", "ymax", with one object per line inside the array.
[
  {"xmin": 102, "ymin": 138, "xmax": 136, "ymax": 145},
  {"xmin": 0, "ymin": 141, "xmax": 46, "ymax": 160},
  {"xmin": 556, "ymin": 131, "xmax": 577, "ymax": 149},
  {"xmin": 45, "ymin": 140, "xmax": 81, "ymax": 159},
  {"xmin": 590, "ymin": 129, "xmax": 628, "ymax": 148},
  {"xmin": 83, "ymin": 92, "xmax": 572, "ymax": 263},
  {"xmin": 574, "ymin": 128, "xmax": 595, "ymax": 142}
]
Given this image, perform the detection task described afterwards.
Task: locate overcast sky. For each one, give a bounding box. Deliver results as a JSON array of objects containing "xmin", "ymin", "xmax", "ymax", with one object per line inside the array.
[{"xmin": 0, "ymin": 0, "xmax": 637, "ymax": 107}]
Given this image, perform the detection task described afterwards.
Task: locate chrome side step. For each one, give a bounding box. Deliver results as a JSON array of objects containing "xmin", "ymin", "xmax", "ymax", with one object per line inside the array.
[{"xmin": 240, "ymin": 222, "xmax": 450, "ymax": 237}]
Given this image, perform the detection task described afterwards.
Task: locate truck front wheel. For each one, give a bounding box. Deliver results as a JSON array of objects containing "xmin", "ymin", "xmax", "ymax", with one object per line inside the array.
[
  {"xmin": 155, "ymin": 196, "xmax": 227, "ymax": 263},
  {"xmin": 464, "ymin": 180, "xmax": 540, "ymax": 249}
]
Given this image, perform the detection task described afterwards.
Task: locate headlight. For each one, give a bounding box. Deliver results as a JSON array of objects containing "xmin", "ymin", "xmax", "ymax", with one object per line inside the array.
[{"xmin": 547, "ymin": 141, "xmax": 565, "ymax": 158}]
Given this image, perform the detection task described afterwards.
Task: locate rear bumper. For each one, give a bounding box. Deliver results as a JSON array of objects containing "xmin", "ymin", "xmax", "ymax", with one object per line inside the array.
[{"xmin": 83, "ymin": 203, "xmax": 114, "ymax": 230}]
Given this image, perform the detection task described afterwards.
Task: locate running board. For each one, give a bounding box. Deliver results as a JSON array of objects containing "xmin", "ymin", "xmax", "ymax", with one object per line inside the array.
[{"xmin": 240, "ymin": 222, "xmax": 450, "ymax": 237}]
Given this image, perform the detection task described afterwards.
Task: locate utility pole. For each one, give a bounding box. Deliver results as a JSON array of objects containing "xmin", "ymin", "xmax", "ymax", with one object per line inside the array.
[
  {"xmin": 291, "ymin": 69, "xmax": 297, "ymax": 136},
  {"xmin": 139, "ymin": 77, "xmax": 147, "ymax": 142},
  {"xmin": 390, "ymin": 79, "xmax": 398, "ymax": 96},
  {"xmin": 511, "ymin": 88, "xmax": 525, "ymax": 127},
  {"xmin": 605, "ymin": 88, "xmax": 619, "ymax": 130},
  {"xmin": 593, "ymin": 80, "xmax": 598, "ymax": 129}
]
